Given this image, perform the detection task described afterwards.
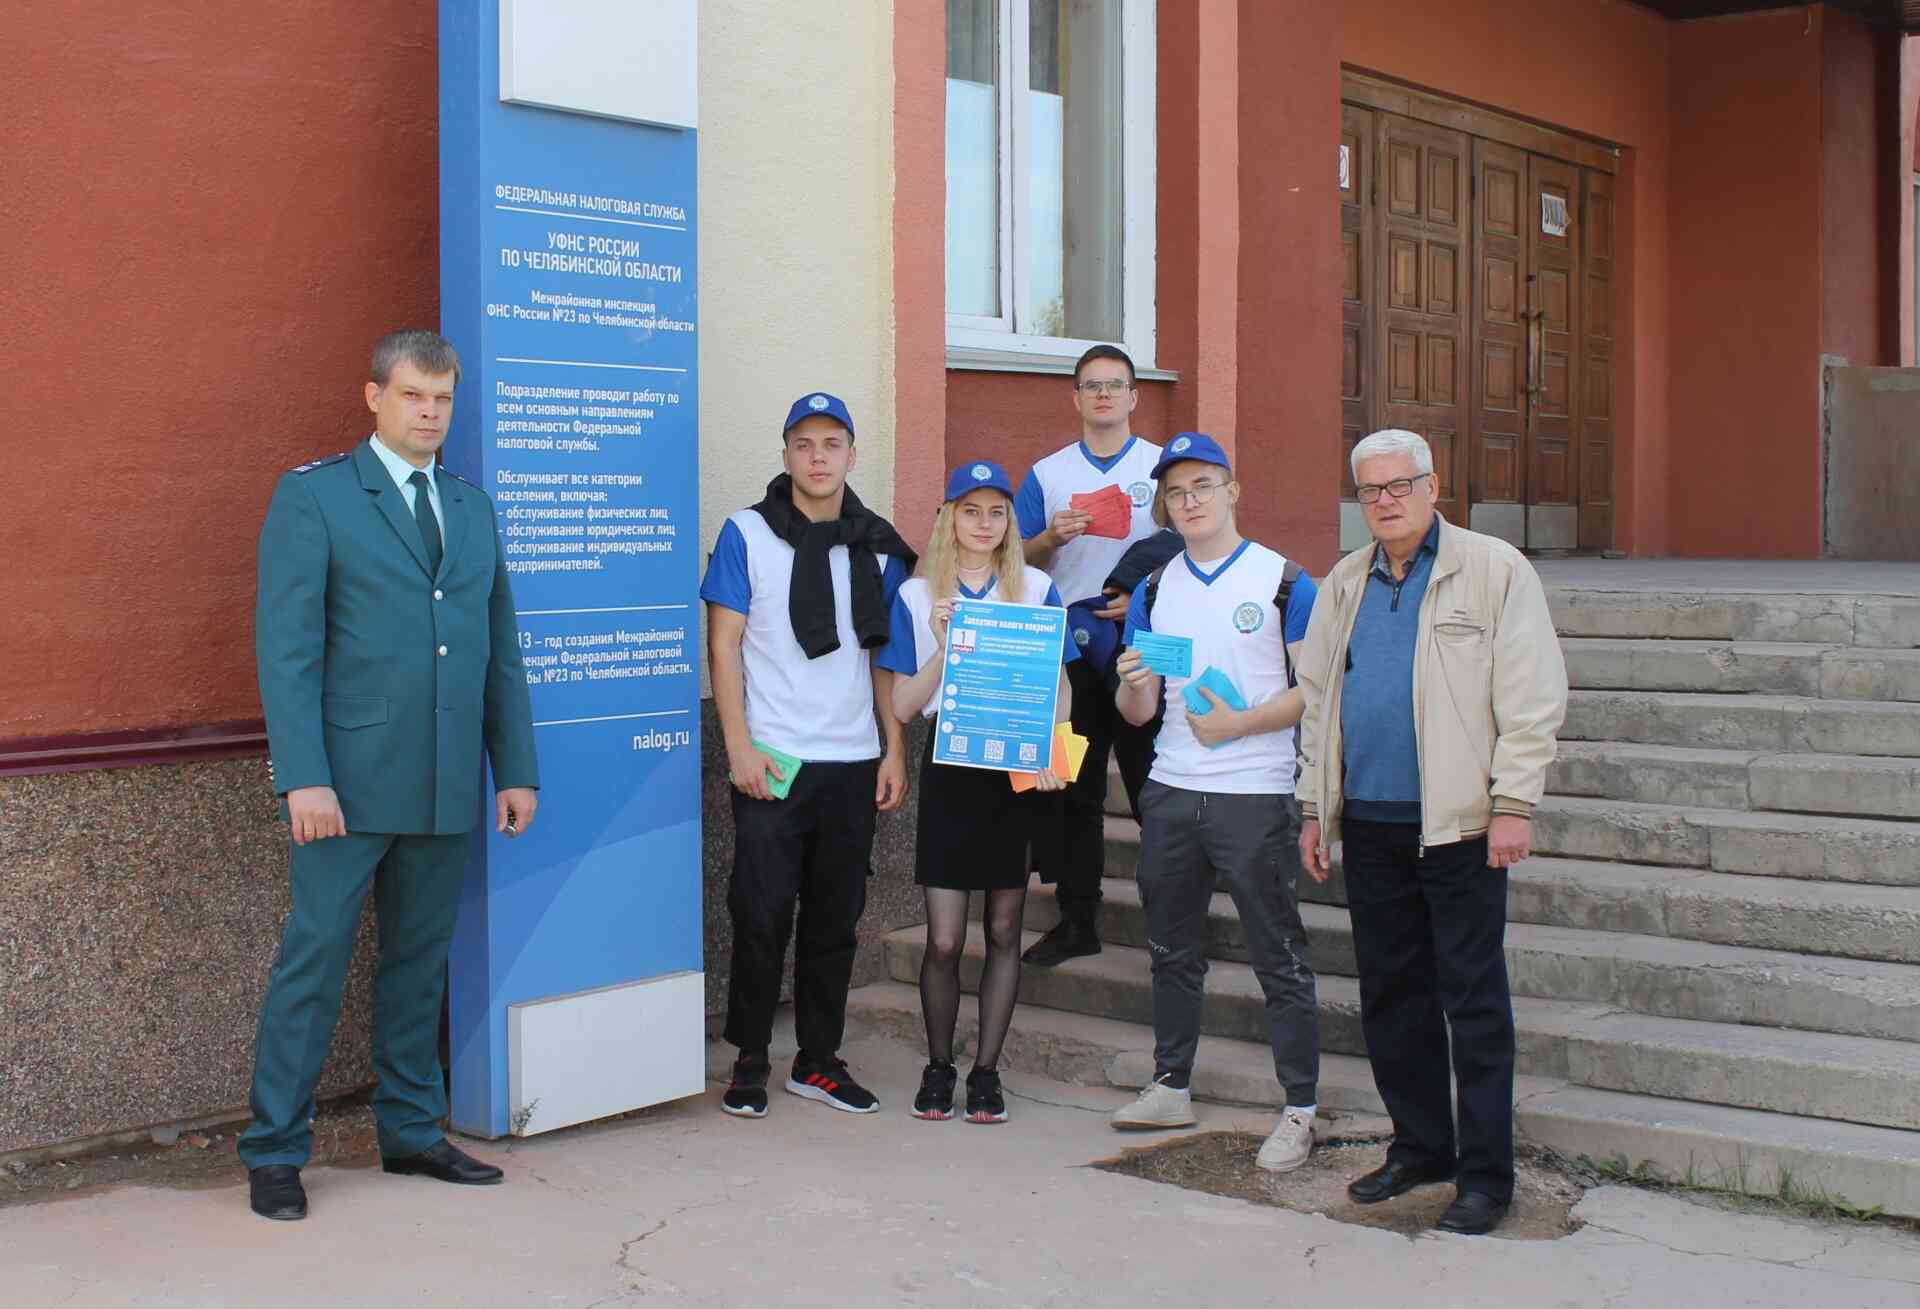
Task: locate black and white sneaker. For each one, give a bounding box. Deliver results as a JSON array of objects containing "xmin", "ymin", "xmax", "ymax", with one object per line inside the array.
[
  {"xmin": 964, "ymin": 1068, "xmax": 1008, "ymax": 1124},
  {"xmin": 911, "ymin": 1060, "xmax": 959, "ymax": 1120},
  {"xmin": 720, "ymin": 1054, "xmax": 770, "ymax": 1118},
  {"xmin": 785, "ymin": 1055, "xmax": 881, "ymax": 1114}
]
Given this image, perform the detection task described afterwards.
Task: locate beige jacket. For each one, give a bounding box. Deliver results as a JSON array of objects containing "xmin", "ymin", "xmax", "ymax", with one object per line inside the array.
[{"xmin": 1297, "ymin": 517, "xmax": 1568, "ymax": 851}]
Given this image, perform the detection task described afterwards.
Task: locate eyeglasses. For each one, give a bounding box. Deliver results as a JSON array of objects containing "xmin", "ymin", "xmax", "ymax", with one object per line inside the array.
[
  {"xmin": 1354, "ymin": 473, "xmax": 1433, "ymax": 504},
  {"xmin": 1076, "ymin": 379, "xmax": 1132, "ymax": 396},
  {"xmin": 1163, "ymin": 481, "xmax": 1225, "ymax": 509}
]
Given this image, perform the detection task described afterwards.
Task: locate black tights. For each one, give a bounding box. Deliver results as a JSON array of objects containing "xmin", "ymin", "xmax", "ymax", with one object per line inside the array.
[{"xmin": 920, "ymin": 886, "xmax": 1026, "ymax": 1070}]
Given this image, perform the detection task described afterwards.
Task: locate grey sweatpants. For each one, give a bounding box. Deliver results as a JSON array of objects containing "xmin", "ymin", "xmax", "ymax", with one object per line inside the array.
[{"xmin": 1135, "ymin": 780, "xmax": 1319, "ymax": 1106}]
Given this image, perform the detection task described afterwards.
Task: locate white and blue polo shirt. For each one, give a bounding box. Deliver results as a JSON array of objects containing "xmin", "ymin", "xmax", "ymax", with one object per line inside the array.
[
  {"xmin": 1015, "ymin": 437, "xmax": 1163, "ymax": 606},
  {"xmin": 876, "ymin": 567, "xmax": 1077, "ymax": 717},
  {"xmin": 1123, "ymin": 541, "xmax": 1319, "ymax": 794},
  {"xmin": 699, "ymin": 510, "xmax": 911, "ymax": 761}
]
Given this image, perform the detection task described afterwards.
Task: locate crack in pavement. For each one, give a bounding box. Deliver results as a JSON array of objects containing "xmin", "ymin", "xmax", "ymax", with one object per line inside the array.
[
  {"xmin": 1005, "ymin": 1086, "xmax": 1111, "ymax": 1115},
  {"xmin": 1579, "ymin": 1220, "xmax": 1920, "ymax": 1287}
]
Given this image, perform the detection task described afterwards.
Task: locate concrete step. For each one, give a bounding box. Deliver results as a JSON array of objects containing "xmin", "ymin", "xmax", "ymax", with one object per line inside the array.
[
  {"xmin": 1531, "ymin": 795, "xmax": 1920, "ymax": 886},
  {"xmin": 842, "ymin": 979, "xmax": 1389, "ymax": 1115},
  {"xmin": 1563, "ymin": 689, "xmax": 1920, "ymax": 758},
  {"xmin": 1507, "ymin": 857, "xmax": 1920, "ymax": 967},
  {"xmin": 1027, "ymin": 877, "xmax": 1920, "ymax": 1039},
  {"xmin": 1550, "ymin": 741, "xmax": 1920, "ymax": 819},
  {"xmin": 846, "ymin": 978, "xmax": 1920, "ymax": 1217},
  {"xmin": 1547, "ymin": 588, "xmax": 1920, "ymax": 647},
  {"xmin": 882, "ymin": 925, "xmax": 1920, "ymax": 1132},
  {"xmin": 1512, "ymin": 1084, "xmax": 1920, "ymax": 1219},
  {"xmin": 1561, "ymin": 639, "xmax": 1920, "ymax": 702}
]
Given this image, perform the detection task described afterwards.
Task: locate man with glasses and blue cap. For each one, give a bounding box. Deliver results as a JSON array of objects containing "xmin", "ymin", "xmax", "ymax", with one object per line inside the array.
[{"xmin": 1107, "ymin": 433, "xmax": 1323, "ymax": 1176}]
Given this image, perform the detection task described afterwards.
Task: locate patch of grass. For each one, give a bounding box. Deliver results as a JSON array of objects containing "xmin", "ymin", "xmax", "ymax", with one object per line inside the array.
[{"xmin": 1539, "ymin": 1147, "xmax": 1917, "ymax": 1234}]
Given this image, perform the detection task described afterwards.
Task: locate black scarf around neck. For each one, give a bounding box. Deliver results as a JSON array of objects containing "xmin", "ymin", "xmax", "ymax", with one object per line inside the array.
[{"xmin": 751, "ymin": 474, "xmax": 918, "ymax": 659}]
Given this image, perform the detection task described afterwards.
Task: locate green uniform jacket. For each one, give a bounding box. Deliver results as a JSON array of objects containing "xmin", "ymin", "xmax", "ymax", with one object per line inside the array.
[{"xmin": 256, "ymin": 439, "xmax": 539, "ymax": 834}]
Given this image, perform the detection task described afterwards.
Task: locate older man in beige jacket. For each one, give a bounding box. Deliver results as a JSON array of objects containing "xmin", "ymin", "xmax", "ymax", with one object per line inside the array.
[{"xmin": 1295, "ymin": 429, "xmax": 1566, "ymax": 1236}]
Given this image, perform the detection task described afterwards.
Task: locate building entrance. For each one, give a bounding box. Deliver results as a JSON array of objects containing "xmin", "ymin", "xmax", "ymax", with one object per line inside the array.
[{"xmin": 1339, "ymin": 73, "xmax": 1619, "ymax": 553}]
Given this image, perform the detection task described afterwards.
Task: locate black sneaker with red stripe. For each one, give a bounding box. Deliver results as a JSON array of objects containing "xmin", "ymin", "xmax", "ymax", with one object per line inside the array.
[
  {"xmin": 784, "ymin": 1053, "xmax": 880, "ymax": 1114},
  {"xmin": 721, "ymin": 1053, "xmax": 771, "ymax": 1119}
]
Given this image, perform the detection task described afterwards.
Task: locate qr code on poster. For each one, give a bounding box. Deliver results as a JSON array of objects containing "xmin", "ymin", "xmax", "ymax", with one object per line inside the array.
[
  {"xmin": 982, "ymin": 739, "xmax": 1005, "ymax": 763},
  {"xmin": 1018, "ymin": 742, "xmax": 1039, "ymax": 764},
  {"xmin": 949, "ymin": 736, "xmax": 969, "ymax": 755}
]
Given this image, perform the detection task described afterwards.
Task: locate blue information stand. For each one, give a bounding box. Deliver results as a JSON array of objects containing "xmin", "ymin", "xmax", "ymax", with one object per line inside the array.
[{"xmin": 437, "ymin": 1, "xmax": 703, "ymax": 1138}]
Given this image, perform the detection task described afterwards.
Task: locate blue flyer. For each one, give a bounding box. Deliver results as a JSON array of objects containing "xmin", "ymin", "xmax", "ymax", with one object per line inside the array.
[{"xmin": 933, "ymin": 599, "xmax": 1068, "ymax": 774}]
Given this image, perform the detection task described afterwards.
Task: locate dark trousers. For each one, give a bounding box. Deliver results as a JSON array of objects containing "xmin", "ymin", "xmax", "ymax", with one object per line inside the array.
[
  {"xmin": 239, "ymin": 830, "xmax": 468, "ymax": 1168},
  {"xmin": 1037, "ymin": 656, "xmax": 1155, "ymax": 919},
  {"xmin": 724, "ymin": 758, "xmax": 879, "ymax": 1059},
  {"xmin": 1343, "ymin": 819, "xmax": 1516, "ymax": 1203},
  {"xmin": 1136, "ymin": 783, "xmax": 1319, "ymax": 1104}
]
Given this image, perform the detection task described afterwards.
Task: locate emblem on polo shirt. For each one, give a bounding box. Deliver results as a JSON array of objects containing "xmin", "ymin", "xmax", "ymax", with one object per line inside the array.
[
  {"xmin": 1171, "ymin": 436, "xmax": 1192, "ymax": 453},
  {"xmin": 971, "ymin": 464, "xmax": 991, "ymax": 480},
  {"xmin": 1127, "ymin": 480, "xmax": 1152, "ymax": 507},
  {"xmin": 808, "ymin": 394, "xmax": 830, "ymax": 411},
  {"xmin": 1232, "ymin": 602, "xmax": 1265, "ymax": 634}
]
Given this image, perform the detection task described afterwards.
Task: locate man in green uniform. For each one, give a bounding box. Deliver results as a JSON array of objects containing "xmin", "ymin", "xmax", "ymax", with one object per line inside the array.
[{"xmin": 239, "ymin": 330, "xmax": 540, "ymax": 1221}]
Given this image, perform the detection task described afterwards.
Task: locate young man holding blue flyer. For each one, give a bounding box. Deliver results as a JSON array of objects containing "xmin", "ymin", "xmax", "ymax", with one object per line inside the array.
[{"xmin": 1110, "ymin": 433, "xmax": 1323, "ymax": 1174}]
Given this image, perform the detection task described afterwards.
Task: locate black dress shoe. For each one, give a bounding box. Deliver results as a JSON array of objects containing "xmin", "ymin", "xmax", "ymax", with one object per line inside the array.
[
  {"xmin": 249, "ymin": 1164, "xmax": 307, "ymax": 1221},
  {"xmin": 381, "ymin": 1139, "xmax": 504, "ymax": 1186},
  {"xmin": 1346, "ymin": 1158, "xmax": 1456, "ymax": 1205},
  {"xmin": 1437, "ymin": 1191, "xmax": 1510, "ymax": 1235},
  {"xmin": 1020, "ymin": 919, "xmax": 1101, "ymax": 967}
]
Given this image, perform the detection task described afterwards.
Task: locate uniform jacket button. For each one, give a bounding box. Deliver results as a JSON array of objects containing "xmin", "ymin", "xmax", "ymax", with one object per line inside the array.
[{"xmin": 438, "ymin": 645, "xmax": 448, "ymax": 656}]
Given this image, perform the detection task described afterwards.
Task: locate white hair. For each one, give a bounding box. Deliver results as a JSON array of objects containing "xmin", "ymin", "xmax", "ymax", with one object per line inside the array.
[{"xmin": 1350, "ymin": 429, "xmax": 1433, "ymax": 480}]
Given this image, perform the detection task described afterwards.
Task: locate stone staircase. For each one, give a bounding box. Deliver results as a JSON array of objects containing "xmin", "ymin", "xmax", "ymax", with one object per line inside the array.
[{"xmin": 848, "ymin": 575, "xmax": 1920, "ymax": 1216}]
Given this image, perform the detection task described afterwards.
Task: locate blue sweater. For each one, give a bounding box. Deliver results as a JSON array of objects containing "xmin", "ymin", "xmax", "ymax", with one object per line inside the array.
[{"xmin": 1339, "ymin": 518, "xmax": 1440, "ymax": 824}]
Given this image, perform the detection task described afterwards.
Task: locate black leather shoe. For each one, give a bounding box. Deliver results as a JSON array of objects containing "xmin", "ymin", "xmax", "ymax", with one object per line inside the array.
[
  {"xmin": 381, "ymin": 1139, "xmax": 504, "ymax": 1185},
  {"xmin": 249, "ymin": 1164, "xmax": 307, "ymax": 1221},
  {"xmin": 1020, "ymin": 919, "xmax": 1101, "ymax": 967},
  {"xmin": 1437, "ymin": 1191, "xmax": 1510, "ymax": 1235},
  {"xmin": 1346, "ymin": 1159, "xmax": 1456, "ymax": 1205}
]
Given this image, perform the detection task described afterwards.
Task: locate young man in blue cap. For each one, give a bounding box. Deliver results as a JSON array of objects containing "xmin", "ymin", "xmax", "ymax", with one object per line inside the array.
[
  {"xmin": 1015, "ymin": 344, "xmax": 1163, "ymax": 965},
  {"xmin": 700, "ymin": 392, "xmax": 915, "ymax": 1118},
  {"xmin": 1109, "ymin": 433, "xmax": 1323, "ymax": 1174}
]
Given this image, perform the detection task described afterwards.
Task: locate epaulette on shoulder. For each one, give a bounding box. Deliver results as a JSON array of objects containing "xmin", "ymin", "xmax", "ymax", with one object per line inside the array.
[
  {"xmin": 290, "ymin": 452, "xmax": 349, "ymax": 475},
  {"xmin": 441, "ymin": 466, "xmax": 482, "ymax": 490}
]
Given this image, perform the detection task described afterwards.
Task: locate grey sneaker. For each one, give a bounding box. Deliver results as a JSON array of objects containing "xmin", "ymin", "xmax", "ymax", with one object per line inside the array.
[
  {"xmin": 1109, "ymin": 1075, "xmax": 1196, "ymax": 1131},
  {"xmin": 1255, "ymin": 1107, "xmax": 1314, "ymax": 1173}
]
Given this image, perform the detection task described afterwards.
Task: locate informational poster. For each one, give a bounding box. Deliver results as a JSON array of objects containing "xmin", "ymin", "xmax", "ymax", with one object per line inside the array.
[
  {"xmin": 932, "ymin": 600, "xmax": 1068, "ymax": 774},
  {"xmin": 438, "ymin": 0, "xmax": 703, "ymax": 1139}
]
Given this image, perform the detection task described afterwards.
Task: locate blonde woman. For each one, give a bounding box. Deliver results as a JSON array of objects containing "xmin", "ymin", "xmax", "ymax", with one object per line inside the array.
[{"xmin": 877, "ymin": 461, "xmax": 1074, "ymax": 1123}]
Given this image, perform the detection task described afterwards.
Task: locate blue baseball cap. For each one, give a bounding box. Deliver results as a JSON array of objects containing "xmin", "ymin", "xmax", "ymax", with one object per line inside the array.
[
  {"xmin": 1150, "ymin": 431, "xmax": 1231, "ymax": 480},
  {"xmin": 944, "ymin": 459, "xmax": 1015, "ymax": 502},
  {"xmin": 783, "ymin": 391, "xmax": 856, "ymax": 439},
  {"xmin": 1065, "ymin": 596, "xmax": 1121, "ymax": 671}
]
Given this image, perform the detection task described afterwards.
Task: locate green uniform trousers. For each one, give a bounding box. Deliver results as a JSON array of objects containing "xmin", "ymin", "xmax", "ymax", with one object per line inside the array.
[{"xmin": 237, "ymin": 830, "xmax": 467, "ymax": 1168}]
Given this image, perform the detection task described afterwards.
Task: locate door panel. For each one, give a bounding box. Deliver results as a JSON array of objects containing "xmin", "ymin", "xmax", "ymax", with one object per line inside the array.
[
  {"xmin": 1469, "ymin": 138, "xmax": 1528, "ymax": 545},
  {"xmin": 1526, "ymin": 155, "xmax": 1582, "ymax": 550},
  {"xmin": 1340, "ymin": 104, "xmax": 1373, "ymax": 509},
  {"xmin": 1580, "ymin": 167, "xmax": 1617, "ymax": 550},
  {"xmin": 1341, "ymin": 85, "xmax": 1624, "ymax": 554},
  {"xmin": 1376, "ymin": 112, "xmax": 1469, "ymax": 529}
]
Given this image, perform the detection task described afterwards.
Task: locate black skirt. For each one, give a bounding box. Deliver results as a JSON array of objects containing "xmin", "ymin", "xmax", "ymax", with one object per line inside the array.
[{"xmin": 913, "ymin": 725, "xmax": 1043, "ymax": 891}]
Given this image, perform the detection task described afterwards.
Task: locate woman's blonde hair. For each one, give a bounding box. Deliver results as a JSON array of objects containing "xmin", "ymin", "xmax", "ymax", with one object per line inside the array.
[{"xmin": 922, "ymin": 491, "xmax": 1027, "ymax": 603}]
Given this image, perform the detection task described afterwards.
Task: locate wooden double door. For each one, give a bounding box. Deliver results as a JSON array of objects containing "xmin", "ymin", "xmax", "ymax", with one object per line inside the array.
[{"xmin": 1340, "ymin": 84, "xmax": 1618, "ymax": 552}]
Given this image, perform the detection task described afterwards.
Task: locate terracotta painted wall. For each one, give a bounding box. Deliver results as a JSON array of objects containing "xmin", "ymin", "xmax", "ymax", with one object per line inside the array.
[
  {"xmin": 1343, "ymin": 0, "xmax": 1672, "ymax": 556},
  {"xmin": 1901, "ymin": 37, "xmax": 1920, "ymax": 367},
  {"xmin": 1820, "ymin": 8, "xmax": 1892, "ymax": 368},
  {"xmin": 0, "ymin": 4, "xmax": 439, "ymax": 741},
  {"xmin": 1668, "ymin": 11, "xmax": 1825, "ymax": 557}
]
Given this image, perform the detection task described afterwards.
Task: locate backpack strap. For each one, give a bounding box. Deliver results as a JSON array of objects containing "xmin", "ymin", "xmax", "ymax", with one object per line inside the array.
[
  {"xmin": 1141, "ymin": 561, "xmax": 1170, "ymax": 623},
  {"xmin": 1275, "ymin": 559, "xmax": 1303, "ymax": 686}
]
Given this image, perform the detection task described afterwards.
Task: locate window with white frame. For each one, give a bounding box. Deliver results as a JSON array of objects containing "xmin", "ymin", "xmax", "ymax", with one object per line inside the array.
[{"xmin": 945, "ymin": 0, "xmax": 1156, "ymax": 369}]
